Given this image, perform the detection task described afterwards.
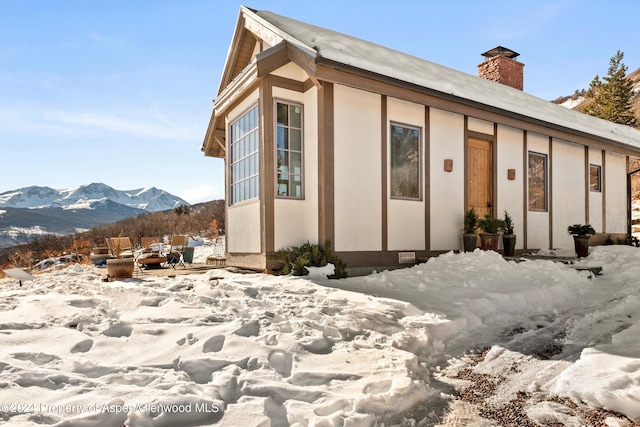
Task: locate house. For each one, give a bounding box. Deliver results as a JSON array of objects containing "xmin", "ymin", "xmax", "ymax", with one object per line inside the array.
[{"xmin": 202, "ymin": 6, "xmax": 640, "ymax": 272}]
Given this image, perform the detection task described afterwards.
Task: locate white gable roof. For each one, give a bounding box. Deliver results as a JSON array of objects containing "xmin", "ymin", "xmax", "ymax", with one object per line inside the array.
[{"xmin": 251, "ymin": 8, "xmax": 640, "ymax": 152}]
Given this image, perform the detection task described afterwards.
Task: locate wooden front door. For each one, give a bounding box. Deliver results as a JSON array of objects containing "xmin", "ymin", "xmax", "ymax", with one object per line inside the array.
[{"xmin": 468, "ymin": 138, "xmax": 493, "ymax": 218}]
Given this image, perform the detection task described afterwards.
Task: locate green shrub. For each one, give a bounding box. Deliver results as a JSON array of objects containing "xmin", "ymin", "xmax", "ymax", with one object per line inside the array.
[
  {"xmin": 567, "ymin": 224, "xmax": 596, "ymax": 236},
  {"xmin": 478, "ymin": 215, "xmax": 507, "ymax": 234},
  {"xmin": 503, "ymin": 210, "xmax": 514, "ymax": 235},
  {"xmin": 270, "ymin": 240, "xmax": 347, "ymax": 278},
  {"xmin": 464, "ymin": 208, "xmax": 479, "ymax": 234}
]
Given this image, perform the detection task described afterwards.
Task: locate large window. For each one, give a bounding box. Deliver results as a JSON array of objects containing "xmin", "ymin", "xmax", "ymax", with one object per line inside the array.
[
  {"xmin": 276, "ymin": 101, "xmax": 303, "ymax": 198},
  {"xmin": 230, "ymin": 105, "xmax": 259, "ymax": 204},
  {"xmin": 390, "ymin": 123, "xmax": 421, "ymax": 199},
  {"xmin": 528, "ymin": 151, "xmax": 547, "ymax": 211}
]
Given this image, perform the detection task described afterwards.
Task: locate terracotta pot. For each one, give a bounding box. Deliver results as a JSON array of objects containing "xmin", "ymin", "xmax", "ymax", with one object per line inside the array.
[
  {"xmin": 463, "ymin": 234, "xmax": 477, "ymax": 252},
  {"xmin": 106, "ymin": 258, "xmax": 135, "ymax": 280},
  {"xmin": 502, "ymin": 234, "xmax": 517, "ymax": 257},
  {"xmin": 480, "ymin": 233, "xmax": 500, "ymax": 251},
  {"xmin": 573, "ymin": 235, "xmax": 591, "ymax": 258}
]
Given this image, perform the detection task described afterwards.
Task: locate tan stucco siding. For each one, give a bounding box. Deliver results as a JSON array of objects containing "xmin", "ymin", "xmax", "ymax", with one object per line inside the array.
[
  {"xmin": 272, "ymin": 85, "xmax": 313, "ymax": 250},
  {"xmin": 227, "ymin": 90, "xmax": 261, "ymax": 254},
  {"xmin": 526, "ymin": 132, "xmax": 550, "ymax": 249},
  {"xmin": 271, "ymin": 62, "xmax": 308, "ymax": 81},
  {"xmin": 605, "ymin": 152, "xmax": 627, "ymax": 234},
  {"xmin": 387, "ymin": 97, "xmax": 426, "ymax": 251},
  {"xmin": 429, "ymin": 108, "xmax": 465, "ymax": 251},
  {"xmin": 303, "ymin": 87, "xmax": 319, "ymax": 245},
  {"xmin": 333, "ymin": 84, "xmax": 383, "ymax": 252},
  {"xmin": 468, "ymin": 117, "xmax": 494, "ymax": 135},
  {"xmin": 496, "ymin": 124, "xmax": 524, "ymax": 249},
  {"xmin": 228, "ymin": 200, "xmax": 262, "ymax": 253},
  {"xmin": 552, "ymin": 138, "xmax": 587, "ymax": 249},
  {"xmin": 588, "ymin": 147, "xmax": 604, "ymax": 232}
]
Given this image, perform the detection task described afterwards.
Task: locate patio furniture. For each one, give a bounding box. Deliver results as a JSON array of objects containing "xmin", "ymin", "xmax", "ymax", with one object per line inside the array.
[
  {"xmin": 136, "ymin": 237, "xmax": 166, "ymax": 270},
  {"xmin": 106, "ymin": 237, "xmax": 135, "ymax": 258},
  {"xmin": 165, "ymin": 235, "xmax": 188, "ymax": 269}
]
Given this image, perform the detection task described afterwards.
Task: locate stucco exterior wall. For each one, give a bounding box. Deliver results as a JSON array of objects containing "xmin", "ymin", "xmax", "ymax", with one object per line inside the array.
[
  {"xmin": 429, "ymin": 108, "xmax": 464, "ymax": 251},
  {"xmin": 227, "ymin": 200, "xmax": 261, "ymax": 253},
  {"xmin": 526, "ymin": 132, "xmax": 550, "ymax": 249},
  {"xmin": 272, "ymin": 86, "xmax": 311, "ymax": 250},
  {"xmin": 605, "ymin": 151, "xmax": 627, "ymax": 233},
  {"xmin": 387, "ymin": 97, "xmax": 426, "ymax": 250},
  {"xmin": 552, "ymin": 138, "xmax": 586, "ymax": 249},
  {"xmin": 588, "ymin": 147, "xmax": 603, "ymax": 232},
  {"xmin": 303, "ymin": 87, "xmax": 319, "ymax": 244},
  {"xmin": 274, "ymin": 199, "xmax": 306, "ymax": 249},
  {"xmin": 496, "ymin": 125, "xmax": 524, "ymax": 248},
  {"xmin": 468, "ymin": 117, "xmax": 494, "ymax": 135},
  {"xmin": 333, "ymin": 84, "xmax": 382, "ymax": 252},
  {"xmin": 227, "ymin": 90, "xmax": 261, "ymax": 254},
  {"xmin": 271, "ymin": 62, "xmax": 308, "ymax": 81}
]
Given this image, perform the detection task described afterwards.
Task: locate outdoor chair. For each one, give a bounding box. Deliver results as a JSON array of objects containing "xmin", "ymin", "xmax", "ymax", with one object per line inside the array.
[{"xmin": 165, "ymin": 235, "xmax": 188, "ymax": 269}]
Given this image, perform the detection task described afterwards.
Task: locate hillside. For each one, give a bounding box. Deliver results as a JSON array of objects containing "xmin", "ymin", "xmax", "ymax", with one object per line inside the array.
[
  {"xmin": 552, "ymin": 66, "xmax": 640, "ymax": 224},
  {"xmin": 0, "ymin": 183, "xmax": 189, "ymax": 248},
  {"xmin": 0, "ymin": 199, "xmax": 224, "ymax": 272},
  {"xmin": 552, "ymin": 66, "xmax": 640, "ymax": 120}
]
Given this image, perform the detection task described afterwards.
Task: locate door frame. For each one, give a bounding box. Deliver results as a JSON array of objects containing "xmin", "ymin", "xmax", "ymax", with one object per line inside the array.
[{"xmin": 465, "ymin": 127, "xmax": 497, "ymax": 218}]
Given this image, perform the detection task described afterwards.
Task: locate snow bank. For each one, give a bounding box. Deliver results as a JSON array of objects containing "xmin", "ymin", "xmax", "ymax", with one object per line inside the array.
[{"xmin": 1, "ymin": 245, "xmax": 639, "ymax": 425}]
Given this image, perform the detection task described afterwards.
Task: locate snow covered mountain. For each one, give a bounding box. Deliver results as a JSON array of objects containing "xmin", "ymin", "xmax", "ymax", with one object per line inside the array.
[
  {"xmin": 0, "ymin": 183, "xmax": 189, "ymax": 248},
  {"xmin": 0, "ymin": 183, "xmax": 188, "ymax": 211}
]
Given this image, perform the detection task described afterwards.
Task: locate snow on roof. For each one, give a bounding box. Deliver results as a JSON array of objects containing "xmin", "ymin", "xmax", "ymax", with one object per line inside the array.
[{"xmin": 253, "ymin": 9, "xmax": 640, "ymax": 151}]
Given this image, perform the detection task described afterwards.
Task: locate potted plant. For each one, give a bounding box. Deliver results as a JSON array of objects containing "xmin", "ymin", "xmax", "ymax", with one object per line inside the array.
[
  {"xmin": 106, "ymin": 236, "xmax": 135, "ymax": 280},
  {"xmin": 477, "ymin": 214, "xmax": 507, "ymax": 251},
  {"xmin": 567, "ymin": 224, "xmax": 596, "ymax": 258},
  {"xmin": 502, "ymin": 211, "xmax": 516, "ymax": 257},
  {"xmin": 463, "ymin": 208, "xmax": 479, "ymax": 252}
]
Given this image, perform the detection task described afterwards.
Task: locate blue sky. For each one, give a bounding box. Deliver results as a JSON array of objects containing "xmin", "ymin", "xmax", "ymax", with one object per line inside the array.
[{"xmin": 1, "ymin": 0, "xmax": 638, "ymax": 204}]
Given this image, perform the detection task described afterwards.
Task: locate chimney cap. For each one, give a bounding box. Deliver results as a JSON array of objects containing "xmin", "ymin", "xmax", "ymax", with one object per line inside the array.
[{"xmin": 481, "ymin": 46, "xmax": 520, "ymax": 59}]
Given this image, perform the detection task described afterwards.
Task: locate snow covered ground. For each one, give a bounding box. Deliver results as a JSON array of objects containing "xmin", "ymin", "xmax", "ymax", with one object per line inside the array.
[{"xmin": 0, "ymin": 244, "xmax": 638, "ymax": 426}]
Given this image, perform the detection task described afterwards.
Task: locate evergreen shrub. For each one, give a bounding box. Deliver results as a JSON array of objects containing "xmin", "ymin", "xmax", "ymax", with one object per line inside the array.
[{"xmin": 270, "ymin": 241, "xmax": 347, "ymax": 278}]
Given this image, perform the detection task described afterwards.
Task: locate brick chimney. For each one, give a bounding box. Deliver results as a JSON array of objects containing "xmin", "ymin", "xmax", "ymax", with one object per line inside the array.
[{"xmin": 478, "ymin": 46, "xmax": 524, "ymax": 91}]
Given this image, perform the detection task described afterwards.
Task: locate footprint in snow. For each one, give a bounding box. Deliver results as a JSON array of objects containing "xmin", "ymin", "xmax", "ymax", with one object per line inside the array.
[
  {"xmin": 234, "ymin": 320, "xmax": 260, "ymax": 337},
  {"xmin": 265, "ymin": 334, "xmax": 279, "ymax": 346},
  {"xmin": 363, "ymin": 379, "xmax": 392, "ymax": 394},
  {"xmin": 300, "ymin": 336, "xmax": 333, "ymax": 354},
  {"xmin": 12, "ymin": 352, "xmax": 60, "ymax": 365},
  {"xmin": 70, "ymin": 339, "xmax": 94, "ymax": 353},
  {"xmin": 268, "ymin": 349, "xmax": 293, "ymax": 377},
  {"xmin": 102, "ymin": 322, "xmax": 133, "ymax": 338},
  {"xmin": 202, "ymin": 335, "xmax": 225, "ymax": 352}
]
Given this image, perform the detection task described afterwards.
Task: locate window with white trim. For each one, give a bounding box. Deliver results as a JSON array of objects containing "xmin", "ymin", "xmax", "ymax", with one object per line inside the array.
[
  {"xmin": 390, "ymin": 123, "xmax": 421, "ymax": 200},
  {"xmin": 229, "ymin": 105, "xmax": 259, "ymax": 204},
  {"xmin": 276, "ymin": 101, "xmax": 303, "ymax": 198}
]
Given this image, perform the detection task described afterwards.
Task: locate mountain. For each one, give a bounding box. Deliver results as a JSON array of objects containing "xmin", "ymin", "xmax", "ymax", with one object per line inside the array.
[
  {"xmin": 0, "ymin": 183, "xmax": 188, "ymax": 211},
  {"xmin": 0, "ymin": 183, "xmax": 189, "ymax": 248}
]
